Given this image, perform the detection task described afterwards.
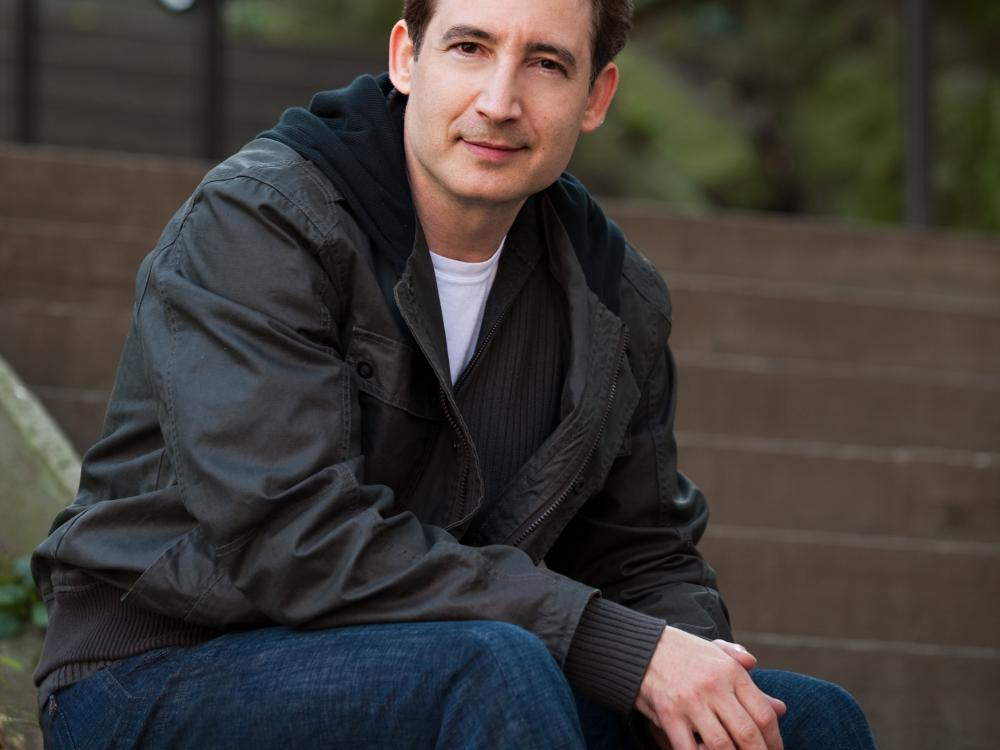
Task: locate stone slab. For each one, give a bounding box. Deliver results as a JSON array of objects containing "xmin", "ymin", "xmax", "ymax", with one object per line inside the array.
[
  {"xmin": 0, "ymin": 356, "xmax": 80, "ymax": 557},
  {"xmin": 669, "ymin": 283, "xmax": 1000, "ymax": 376},
  {"xmin": 0, "ymin": 142, "xmax": 205, "ymax": 228},
  {"xmin": 700, "ymin": 530, "xmax": 1000, "ymax": 648},
  {"xmin": 676, "ymin": 353, "xmax": 1000, "ymax": 453},
  {"xmin": 679, "ymin": 434, "xmax": 1000, "ymax": 544},
  {"xmin": 607, "ymin": 202, "xmax": 1000, "ymax": 301}
]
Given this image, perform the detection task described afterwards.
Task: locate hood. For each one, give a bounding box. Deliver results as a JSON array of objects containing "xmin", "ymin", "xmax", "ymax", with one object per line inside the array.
[{"xmin": 259, "ymin": 73, "xmax": 624, "ymax": 313}]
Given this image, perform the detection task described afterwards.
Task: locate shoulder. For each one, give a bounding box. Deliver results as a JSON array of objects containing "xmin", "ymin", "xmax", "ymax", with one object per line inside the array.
[
  {"xmin": 182, "ymin": 138, "xmax": 347, "ymax": 248},
  {"xmin": 621, "ymin": 242, "xmax": 672, "ymax": 325},
  {"xmin": 616, "ymin": 241, "xmax": 675, "ymax": 386},
  {"xmin": 138, "ymin": 139, "xmax": 368, "ymax": 328}
]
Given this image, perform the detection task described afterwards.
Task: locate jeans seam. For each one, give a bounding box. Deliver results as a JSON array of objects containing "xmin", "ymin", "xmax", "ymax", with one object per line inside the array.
[
  {"xmin": 46, "ymin": 696, "xmax": 80, "ymax": 750},
  {"xmin": 101, "ymin": 647, "xmax": 179, "ymax": 701}
]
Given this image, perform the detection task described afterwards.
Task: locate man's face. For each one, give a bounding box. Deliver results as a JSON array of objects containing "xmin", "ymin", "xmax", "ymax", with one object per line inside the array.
[{"xmin": 389, "ymin": 0, "xmax": 618, "ymax": 213}]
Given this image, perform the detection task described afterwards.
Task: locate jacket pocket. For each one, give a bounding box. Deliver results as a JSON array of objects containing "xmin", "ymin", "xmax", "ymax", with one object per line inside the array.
[{"xmin": 345, "ymin": 326, "xmax": 437, "ymax": 420}]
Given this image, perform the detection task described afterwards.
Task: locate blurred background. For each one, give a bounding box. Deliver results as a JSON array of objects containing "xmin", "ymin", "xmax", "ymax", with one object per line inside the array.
[{"xmin": 0, "ymin": 1, "xmax": 998, "ymax": 748}]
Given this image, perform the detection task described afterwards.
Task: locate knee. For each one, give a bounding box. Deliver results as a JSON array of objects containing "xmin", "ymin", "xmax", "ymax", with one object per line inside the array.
[
  {"xmin": 808, "ymin": 679, "xmax": 868, "ymax": 722},
  {"xmin": 448, "ymin": 622, "xmax": 566, "ymax": 694},
  {"xmin": 455, "ymin": 622, "xmax": 554, "ymax": 670},
  {"xmin": 435, "ymin": 623, "xmax": 583, "ymax": 746},
  {"xmin": 793, "ymin": 676, "xmax": 865, "ymax": 719},
  {"xmin": 755, "ymin": 670, "xmax": 873, "ymax": 744}
]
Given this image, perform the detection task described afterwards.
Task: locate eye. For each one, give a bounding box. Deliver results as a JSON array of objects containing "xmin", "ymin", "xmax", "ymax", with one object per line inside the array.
[
  {"xmin": 539, "ymin": 59, "xmax": 568, "ymax": 76},
  {"xmin": 454, "ymin": 41, "xmax": 481, "ymax": 55}
]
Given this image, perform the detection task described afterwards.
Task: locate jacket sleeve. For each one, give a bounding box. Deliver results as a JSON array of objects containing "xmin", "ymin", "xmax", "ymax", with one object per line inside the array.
[
  {"xmin": 124, "ymin": 171, "xmax": 596, "ymax": 664},
  {"xmin": 546, "ymin": 252, "xmax": 733, "ymax": 642}
]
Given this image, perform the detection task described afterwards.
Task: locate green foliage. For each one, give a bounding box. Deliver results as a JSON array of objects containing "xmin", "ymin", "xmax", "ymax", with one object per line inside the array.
[
  {"xmin": 786, "ymin": 19, "xmax": 904, "ymax": 222},
  {"xmin": 936, "ymin": 75, "xmax": 1000, "ymax": 233},
  {"xmin": 571, "ymin": 48, "xmax": 769, "ymax": 210},
  {"xmin": 0, "ymin": 556, "xmax": 46, "ymax": 640},
  {"xmin": 227, "ymin": 0, "xmax": 397, "ymax": 52}
]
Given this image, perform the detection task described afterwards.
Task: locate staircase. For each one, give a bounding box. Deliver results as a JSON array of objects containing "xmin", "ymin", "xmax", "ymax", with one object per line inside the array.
[
  {"xmin": 610, "ymin": 203, "xmax": 1000, "ymax": 749},
  {"xmin": 2, "ymin": 141, "xmax": 998, "ymax": 749}
]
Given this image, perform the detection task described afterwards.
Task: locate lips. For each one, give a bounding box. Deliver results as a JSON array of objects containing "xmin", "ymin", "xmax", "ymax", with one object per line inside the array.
[
  {"xmin": 465, "ymin": 139, "xmax": 520, "ymax": 151},
  {"xmin": 461, "ymin": 138, "xmax": 525, "ymax": 161}
]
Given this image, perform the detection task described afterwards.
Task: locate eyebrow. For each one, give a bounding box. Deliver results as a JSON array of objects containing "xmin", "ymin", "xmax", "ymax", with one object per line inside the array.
[{"xmin": 439, "ymin": 24, "xmax": 579, "ymax": 77}]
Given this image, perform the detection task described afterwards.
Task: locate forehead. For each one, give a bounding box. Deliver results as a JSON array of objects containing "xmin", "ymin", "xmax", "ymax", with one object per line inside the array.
[{"xmin": 426, "ymin": 0, "xmax": 593, "ymax": 56}]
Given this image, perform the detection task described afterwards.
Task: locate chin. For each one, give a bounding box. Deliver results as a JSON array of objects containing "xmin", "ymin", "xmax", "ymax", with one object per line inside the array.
[{"xmin": 453, "ymin": 177, "xmax": 550, "ymax": 207}]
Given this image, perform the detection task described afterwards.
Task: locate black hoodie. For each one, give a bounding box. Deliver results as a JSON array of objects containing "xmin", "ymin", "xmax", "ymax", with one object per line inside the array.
[{"xmin": 259, "ymin": 73, "xmax": 625, "ymax": 315}]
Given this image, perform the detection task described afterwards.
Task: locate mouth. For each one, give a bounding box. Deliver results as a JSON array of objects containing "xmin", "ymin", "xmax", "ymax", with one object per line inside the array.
[{"xmin": 461, "ymin": 139, "xmax": 526, "ymax": 161}]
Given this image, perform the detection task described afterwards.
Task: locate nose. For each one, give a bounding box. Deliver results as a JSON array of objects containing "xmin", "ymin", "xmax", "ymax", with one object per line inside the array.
[{"xmin": 475, "ymin": 64, "xmax": 523, "ymax": 122}]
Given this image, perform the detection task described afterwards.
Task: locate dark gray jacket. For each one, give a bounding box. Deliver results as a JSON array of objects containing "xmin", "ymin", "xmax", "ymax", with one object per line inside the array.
[{"xmin": 32, "ymin": 138, "xmax": 730, "ymax": 714}]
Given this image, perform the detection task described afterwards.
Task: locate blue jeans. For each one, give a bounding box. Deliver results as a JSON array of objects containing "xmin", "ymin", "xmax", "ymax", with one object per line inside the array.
[{"xmin": 41, "ymin": 622, "xmax": 876, "ymax": 749}]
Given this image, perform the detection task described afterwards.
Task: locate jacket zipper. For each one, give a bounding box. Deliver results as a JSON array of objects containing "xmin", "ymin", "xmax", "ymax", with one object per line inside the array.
[
  {"xmin": 453, "ymin": 295, "xmax": 513, "ymax": 393},
  {"xmin": 444, "ymin": 296, "xmax": 516, "ymax": 527},
  {"xmin": 510, "ymin": 327, "xmax": 629, "ymax": 548},
  {"xmin": 440, "ymin": 385, "xmax": 470, "ymax": 523},
  {"xmin": 395, "ymin": 281, "xmax": 476, "ymax": 527}
]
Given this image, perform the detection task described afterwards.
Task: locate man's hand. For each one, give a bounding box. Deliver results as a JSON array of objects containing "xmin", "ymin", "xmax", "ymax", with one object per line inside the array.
[
  {"xmin": 636, "ymin": 627, "xmax": 786, "ymax": 750},
  {"xmin": 711, "ymin": 639, "xmax": 758, "ymax": 672}
]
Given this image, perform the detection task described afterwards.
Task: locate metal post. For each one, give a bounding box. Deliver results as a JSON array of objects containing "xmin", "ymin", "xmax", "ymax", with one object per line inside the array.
[
  {"xmin": 15, "ymin": 0, "xmax": 39, "ymax": 143},
  {"xmin": 200, "ymin": 0, "xmax": 225, "ymax": 159},
  {"xmin": 903, "ymin": 0, "xmax": 933, "ymax": 227}
]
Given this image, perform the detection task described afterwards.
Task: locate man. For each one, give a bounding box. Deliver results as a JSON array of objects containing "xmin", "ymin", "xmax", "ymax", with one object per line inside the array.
[{"xmin": 32, "ymin": 0, "xmax": 877, "ymax": 748}]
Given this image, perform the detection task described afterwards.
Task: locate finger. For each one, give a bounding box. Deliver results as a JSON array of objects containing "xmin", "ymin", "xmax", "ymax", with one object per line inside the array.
[
  {"xmin": 661, "ymin": 718, "xmax": 700, "ymax": 750},
  {"xmin": 767, "ymin": 695, "xmax": 787, "ymax": 717},
  {"xmin": 712, "ymin": 640, "xmax": 757, "ymax": 671},
  {"xmin": 712, "ymin": 639, "xmax": 754, "ymax": 658},
  {"xmin": 733, "ymin": 681, "xmax": 783, "ymax": 750},
  {"xmin": 688, "ymin": 708, "xmax": 735, "ymax": 750},
  {"xmin": 716, "ymin": 694, "xmax": 768, "ymax": 750}
]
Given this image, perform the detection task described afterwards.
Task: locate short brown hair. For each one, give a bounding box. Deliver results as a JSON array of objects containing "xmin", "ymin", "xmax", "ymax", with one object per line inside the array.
[{"xmin": 401, "ymin": 0, "xmax": 633, "ymax": 84}]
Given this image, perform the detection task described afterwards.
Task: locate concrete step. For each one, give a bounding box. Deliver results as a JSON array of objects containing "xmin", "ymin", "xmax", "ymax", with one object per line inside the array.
[
  {"xmin": 679, "ymin": 433, "xmax": 1000, "ymax": 544},
  {"xmin": 35, "ymin": 387, "xmax": 1000, "ymax": 514},
  {"xmin": 5, "ymin": 217, "xmax": 998, "ymax": 378},
  {"xmin": 0, "ymin": 142, "xmax": 206, "ymax": 228},
  {"xmin": 739, "ymin": 633, "xmax": 1000, "ymax": 750},
  {"xmin": 669, "ymin": 277, "xmax": 1000, "ymax": 376},
  {"xmin": 0, "ymin": 217, "xmax": 151, "ymax": 305},
  {"xmin": 677, "ymin": 351, "xmax": 1000, "ymax": 453},
  {"xmin": 3, "ymin": 142, "xmax": 997, "ymax": 292},
  {"xmin": 700, "ymin": 527, "xmax": 1000, "ymax": 649},
  {"xmin": 0, "ymin": 300, "xmax": 131, "ymax": 392},
  {"xmin": 31, "ymin": 385, "xmax": 108, "ymax": 454},
  {"xmin": 4, "ymin": 305, "xmax": 998, "ymax": 450},
  {"xmin": 607, "ymin": 201, "xmax": 1000, "ymax": 301}
]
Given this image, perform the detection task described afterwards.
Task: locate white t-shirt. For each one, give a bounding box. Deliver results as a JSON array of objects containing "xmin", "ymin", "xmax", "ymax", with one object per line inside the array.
[{"xmin": 429, "ymin": 239, "xmax": 505, "ymax": 383}]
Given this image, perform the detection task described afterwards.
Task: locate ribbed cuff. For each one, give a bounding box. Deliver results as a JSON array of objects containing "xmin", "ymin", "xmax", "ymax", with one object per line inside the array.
[
  {"xmin": 562, "ymin": 597, "xmax": 666, "ymax": 715},
  {"xmin": 34, "ymin": 579, "xmax": 219, "ymax": 710}
]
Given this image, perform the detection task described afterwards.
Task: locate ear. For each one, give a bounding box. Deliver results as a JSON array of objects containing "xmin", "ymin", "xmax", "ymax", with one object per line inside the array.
[
  {"xmin": 388, "ymin": 20, "xmax": 416, "ymax": 95},
  {"xmin": 580, "ymin": 62, "xmax": 620, "ymax": 133}
]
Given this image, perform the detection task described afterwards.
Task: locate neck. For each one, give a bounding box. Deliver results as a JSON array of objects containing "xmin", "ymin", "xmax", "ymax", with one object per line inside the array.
[
  {"xmin": 406, "ymin": 162, "xmax": 523, "ymax": 263},
  {"xmin": 417, "ymin": 197, "xmax": 522, "ymax": 262}
]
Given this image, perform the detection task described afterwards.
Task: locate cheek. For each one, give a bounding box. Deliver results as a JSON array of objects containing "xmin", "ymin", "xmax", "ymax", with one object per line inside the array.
[{"xmin": 537, "ymin": 117, "xmax": 583, "ymax": 162}]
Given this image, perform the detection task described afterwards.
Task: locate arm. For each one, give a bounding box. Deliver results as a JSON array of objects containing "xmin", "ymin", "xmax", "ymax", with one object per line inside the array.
[
  {"xmin": 546, "ymin": 253, "xmax": 730, "ymax": 639},
  {"xmin": 547, "ymin": 251, "xmax": 784, "ymax": 748}
]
